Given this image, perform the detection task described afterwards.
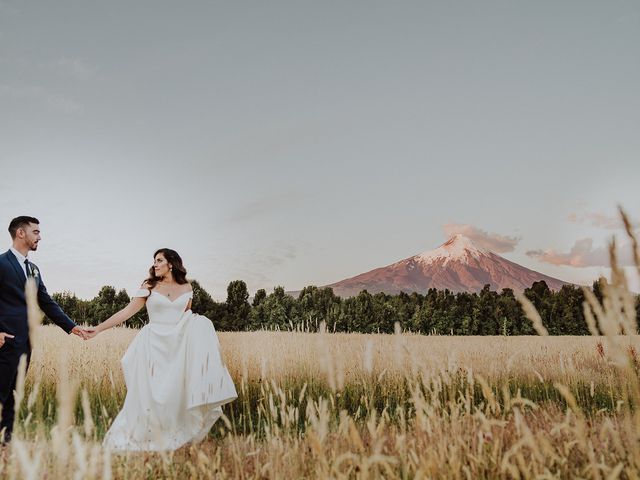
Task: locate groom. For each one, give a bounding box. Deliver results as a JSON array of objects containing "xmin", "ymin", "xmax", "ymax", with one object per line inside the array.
[{"xmin": 0, "ymin": 216, "xmax": 89, "ymax": 444}]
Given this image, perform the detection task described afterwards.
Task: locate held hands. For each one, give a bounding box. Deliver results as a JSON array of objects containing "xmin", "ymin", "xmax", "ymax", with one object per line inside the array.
[
  {"xmin": 83, "ymin": 328, "xmax": 99, "ymax": 340},
  {"xmin": 71, "ymin": 326, "xmax": 98, "ymax": 341},
  {"xmin": 0, "ymin": 332, "xmax": 15, "ymax": 347}
]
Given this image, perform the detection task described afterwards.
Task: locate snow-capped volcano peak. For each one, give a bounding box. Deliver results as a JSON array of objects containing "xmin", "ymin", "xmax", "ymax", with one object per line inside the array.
[
  {"xmin": 416, "ymin": 234, "xmax": 490, "ymax": 264},
  {"xmin": 317, "ymin": 232, "xmax": 571, "ymax": 296}
]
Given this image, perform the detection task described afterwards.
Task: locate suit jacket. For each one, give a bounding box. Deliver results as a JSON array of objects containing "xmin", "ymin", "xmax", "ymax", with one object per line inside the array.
[{"xmin": 0, "ymin": 249, "xmax": 76, "ymax": 348}]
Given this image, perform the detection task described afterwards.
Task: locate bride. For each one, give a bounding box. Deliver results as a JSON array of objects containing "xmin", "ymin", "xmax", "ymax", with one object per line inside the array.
[{"xmin": 87, "ymin": 248, "xmax": 237, "ymax": 451}]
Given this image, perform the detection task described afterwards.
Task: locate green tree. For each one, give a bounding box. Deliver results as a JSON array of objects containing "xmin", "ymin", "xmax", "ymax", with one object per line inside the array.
[
  {"xmin": 49, "ymin": 291, "xmax": 91, "ymax": 325},
  {"xmin": 525, "ymin": 281, "xmax": 554, "ymax": 333},
  {"xmin": 80, "ymin": 286, "xmax": 131, "ymax": 326},
  {"xmin": 496, "ymin": 288, "xmax": 526, "ymax": 335},
  {"xmin": 190, "ymin": 279, "xmax": 226, "ymax": 329},
  {"xmin": 297, "ymin": 286, "xmax": 341, "ymax": 332},
  {"xmin": 250, "ymin": 286, "xmax": 297, "ymax": 330},
  {"xmin": 472, "ymin": 285, "xmax": 499, "ymax": 335},
  {"xmin": 224, "ymin": 280, "xmax": 251, "ymax": 331},
  {"xmin": 371, "ymin": 292, "xmax": 397, "ymax": 333},
  {"xmin": 353, "ymin": 290, "xmax": 375, "ymax": 333},
  {"xmin": 252, "ymin": 288, "xmax": 267, "ymax": 307},
  {"xmin": 552, "ymin": 285, "xmax": 587, "ymax": 335}
]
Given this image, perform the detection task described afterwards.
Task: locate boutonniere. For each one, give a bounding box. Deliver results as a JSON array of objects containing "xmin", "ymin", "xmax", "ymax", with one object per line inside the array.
[{"xmin": 30, "ymin": 264, "xmax": 40, "ymax": 279}]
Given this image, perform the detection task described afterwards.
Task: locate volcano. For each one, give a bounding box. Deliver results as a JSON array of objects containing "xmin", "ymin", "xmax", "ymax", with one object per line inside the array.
[{"xmin": 323, "ymin": 234, "xmax": 570, "ymax": 296}]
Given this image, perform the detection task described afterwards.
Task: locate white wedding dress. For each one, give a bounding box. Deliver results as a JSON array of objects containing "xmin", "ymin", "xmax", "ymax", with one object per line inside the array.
[{"xmin": 103, "ymin": 289, "xmax": 237, "ymax": 452}]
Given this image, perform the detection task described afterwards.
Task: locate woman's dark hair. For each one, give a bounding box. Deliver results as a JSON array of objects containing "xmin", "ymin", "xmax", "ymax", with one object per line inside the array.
[{"xmin": 144, "ymin": 248, "xmax": 188, "ymax": 289}]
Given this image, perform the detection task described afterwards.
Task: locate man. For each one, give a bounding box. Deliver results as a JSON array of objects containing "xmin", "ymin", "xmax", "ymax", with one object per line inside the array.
[{"xmin": 0, "ymin": 216, "xmax": 88, "ymax": 444}]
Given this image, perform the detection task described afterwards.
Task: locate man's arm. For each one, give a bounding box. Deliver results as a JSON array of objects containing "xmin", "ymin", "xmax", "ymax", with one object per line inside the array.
[
  {"xmin": 0, "ymin": 256, "xmax": 6, "ymax": 285},
  {"xmin": 36, "ymin": 275, "xmax": 77, "ymax": 334}
]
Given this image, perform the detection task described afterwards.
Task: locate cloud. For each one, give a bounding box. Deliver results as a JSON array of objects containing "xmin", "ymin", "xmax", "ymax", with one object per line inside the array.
[
  {"xmin": 442, "ymin": 223, "xmax": 520, "ymax": 253},
  {"xmin": 0, "ymin": 83, "xmax": 82, "ymax": 113},
  {"xmin": 527, "ymin": 238, "xmax": 636, "ymax": 267},
  {"xmin": 567, "ymin": 210, "xmax": 639, "ymax": 230}
]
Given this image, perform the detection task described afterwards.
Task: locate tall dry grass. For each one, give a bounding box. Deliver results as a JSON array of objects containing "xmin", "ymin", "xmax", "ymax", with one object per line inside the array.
[{"xmin": 1, "ymin": 207, "xmax": 639, "ymax": 478}]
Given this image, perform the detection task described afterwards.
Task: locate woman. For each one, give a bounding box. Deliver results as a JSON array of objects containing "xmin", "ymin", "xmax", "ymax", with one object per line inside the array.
[{"xmin": 87, "ymin": 248, "xmax": 237, "ymax": 451}]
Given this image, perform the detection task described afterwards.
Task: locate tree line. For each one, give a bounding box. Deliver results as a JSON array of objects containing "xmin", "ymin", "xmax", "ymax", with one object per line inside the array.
[{"xmin": 47, "ymin": 279, "xmax": 640, "ymax": 335}]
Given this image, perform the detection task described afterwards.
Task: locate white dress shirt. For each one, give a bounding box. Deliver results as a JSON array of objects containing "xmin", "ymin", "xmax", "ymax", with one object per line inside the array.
[{"xmin": 9, "ymin": 247, "xmax": 29, "ymax": 278}]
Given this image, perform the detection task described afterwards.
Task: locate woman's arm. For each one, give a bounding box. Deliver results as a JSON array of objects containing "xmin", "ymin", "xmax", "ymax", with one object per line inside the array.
[{"xmin": 89, "ymin": 297, "xmax": 147, "ymax": 336}]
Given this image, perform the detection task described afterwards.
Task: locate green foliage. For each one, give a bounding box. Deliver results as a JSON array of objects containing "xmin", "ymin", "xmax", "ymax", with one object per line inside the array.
[
  {"xmin": 252, "ymin": 288, "xmax": 267, "ymax": 307},
  {"xmin": 222, "ymin": 280, "xmax": 251, "ymax": 331},
  {"xmin": 191, "ymin": 279, "xmax": 226, "ymax": 322},
  {"xmin": 45, "ymin": 279, "xmax": 638, "ymax": 335}
]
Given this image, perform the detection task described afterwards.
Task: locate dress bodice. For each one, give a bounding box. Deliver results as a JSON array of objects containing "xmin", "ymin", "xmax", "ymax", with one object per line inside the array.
[{"xmin": 133, "ymin": 289, "xmax": 192, "ymax": 325}]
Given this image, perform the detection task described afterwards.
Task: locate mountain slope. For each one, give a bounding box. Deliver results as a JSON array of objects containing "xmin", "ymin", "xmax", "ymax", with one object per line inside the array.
[{"xmin": 324, "ymin": 234, "xmax": 570, "ymax": 296}]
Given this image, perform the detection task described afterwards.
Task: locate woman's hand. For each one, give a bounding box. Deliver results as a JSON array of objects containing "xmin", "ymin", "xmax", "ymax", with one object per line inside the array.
[{"xmin": 84, "ymin": 327, "xmax": 99, "ymax": 340}]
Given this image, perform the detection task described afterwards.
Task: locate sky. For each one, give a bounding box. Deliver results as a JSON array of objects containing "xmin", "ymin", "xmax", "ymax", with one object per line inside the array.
[{"xmin": 1, "ymin": 0, "xmax": 639, "ymax": 300}]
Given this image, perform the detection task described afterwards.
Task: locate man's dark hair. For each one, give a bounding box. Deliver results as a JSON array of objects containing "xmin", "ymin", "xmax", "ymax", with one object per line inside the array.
[{"xmin": 8, "ymin": 216, "xmax": 40, "ymax": 239}]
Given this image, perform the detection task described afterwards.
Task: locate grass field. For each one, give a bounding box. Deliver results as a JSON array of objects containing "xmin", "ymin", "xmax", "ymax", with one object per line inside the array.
[
  {"xmin": 1, "ymin": 216, "xmax": 639, "ymax": 479},
  {"xmin": 1, "ymin": 323, "xmax": 639, "ymax": 479}
]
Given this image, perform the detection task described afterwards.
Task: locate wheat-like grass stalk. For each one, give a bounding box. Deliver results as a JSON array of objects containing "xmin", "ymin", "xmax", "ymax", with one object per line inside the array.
[
  {"xmin": 619, "ymin": 205, "xmax": 640, "ymax": 278},
  {"xmin": 25, "ymin": 278, "xmax": 42, "ymax": 348}
]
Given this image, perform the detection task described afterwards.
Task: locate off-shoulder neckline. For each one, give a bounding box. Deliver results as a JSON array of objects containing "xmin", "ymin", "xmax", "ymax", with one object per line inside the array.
[{"xmin": 149, "ymin": 290, "xmax": 192, "ymax": 303}]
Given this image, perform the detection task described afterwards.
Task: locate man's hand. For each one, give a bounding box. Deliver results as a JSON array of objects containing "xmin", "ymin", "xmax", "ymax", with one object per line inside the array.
[
  {"xmin": 0, "ymin": 332, "xmax": 15, "ymax": 348},
  {"xmin": 71, "ymin": 326, "xmax": 91, "ymax": 340}
]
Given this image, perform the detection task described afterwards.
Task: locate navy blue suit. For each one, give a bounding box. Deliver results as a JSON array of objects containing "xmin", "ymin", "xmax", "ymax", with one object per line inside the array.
[{"xmin": 0, "ymin": 249, "xmax": 76, "ymax": 441}]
